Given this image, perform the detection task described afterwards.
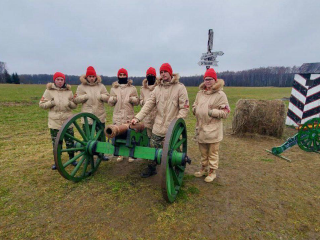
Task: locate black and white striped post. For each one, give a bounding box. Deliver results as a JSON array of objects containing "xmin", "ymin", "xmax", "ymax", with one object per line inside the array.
[{"xmin": 286, "ymin": 63, "xmax": 320, "ymax": 126}]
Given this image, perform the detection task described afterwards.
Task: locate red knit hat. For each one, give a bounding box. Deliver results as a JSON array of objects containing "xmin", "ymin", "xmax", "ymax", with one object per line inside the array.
[
  {"xmin": 146, "ymin": 67, "xmax": 156, "ymax": 77},
  {"xmin": 117, "ymin": 68, "xmax": 128, "ymax": 77},
  {"xmin": 86, "ymin": 66, "xmax": 97, "ymax": 77},
  {"xmin": 204, "ymin": 68, "xmax": 217, "ymax": 80},
  {"xmin": 53, "ymin": 72, "xmax": 65, "ymax": 81},
  {"xmin": 159, "ymin": 63, "xmax": 172, "ymax": 76}
]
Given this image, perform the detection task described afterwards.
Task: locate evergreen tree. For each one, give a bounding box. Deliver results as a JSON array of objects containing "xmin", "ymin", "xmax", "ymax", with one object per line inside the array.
[
  {"xmin": 4, "ymin": 69, "xmax": 12, "ymax": 83},
  {"xmin": 12, "ymin": 73, "xmax": 20, "ymax": 84}
]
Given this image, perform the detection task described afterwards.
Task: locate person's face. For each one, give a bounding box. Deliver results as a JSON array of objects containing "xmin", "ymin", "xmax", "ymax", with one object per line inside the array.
[
  {"xmin": 119, "ymin": 73, "xmax": 127, "ymax": 78},
  {"xmin": 55, "ymin": 77, "xmax": 65, "ymax": 88},
  {"xmin": 87, "ymin": 75, "xmax": 96, "ymax": 83},
  {"xmin": 204, "ymin": 77, "xmax": 216, "ymax": 88},
  {"xmin": 160, "ymin": 71, "xmax": 171, "ymax": 82}
]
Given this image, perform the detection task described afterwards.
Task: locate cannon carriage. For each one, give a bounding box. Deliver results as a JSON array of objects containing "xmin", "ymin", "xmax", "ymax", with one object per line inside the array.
[{"xmin": 53, "ymin": 112, "xmax": 191, "ymax": 203}]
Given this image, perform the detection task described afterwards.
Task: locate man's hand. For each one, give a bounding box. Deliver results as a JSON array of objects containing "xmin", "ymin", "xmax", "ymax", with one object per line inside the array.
[{"xmin": 131, "ymin": 118, "xmax": 139, "ymax": 125}]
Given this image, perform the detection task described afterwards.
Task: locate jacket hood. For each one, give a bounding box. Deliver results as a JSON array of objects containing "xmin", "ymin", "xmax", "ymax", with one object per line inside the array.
[
  {"xmin": 112, "ymin": 79, "xmax": 133, "ymax": 88},
  {"xmin": 199, "ymin": 79, "xmax": 225, "ymax": 94},
  {"xmin": 142, "ymin": 78, "xmax": 159, "ymax": 90},
  {"xmin": 46, "ymin": 82, "xmax": 71, "ymax": 90},
  {"xmin": 80, "ymin": 74, "xmax": 102, "ymax": 85},
  {"xmin": 159, "ymin": 73, "xmax": 180, "ymax": 86}
]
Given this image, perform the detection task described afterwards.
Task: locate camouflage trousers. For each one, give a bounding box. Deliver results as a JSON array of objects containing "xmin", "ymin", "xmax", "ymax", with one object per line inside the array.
[
  {"xmin": 149, "ymin": 133, "xmax": 165, "ymax": 166},
  {"xmin": 50, "ymin": 128, "xmax": 75, "ymax": 158}
]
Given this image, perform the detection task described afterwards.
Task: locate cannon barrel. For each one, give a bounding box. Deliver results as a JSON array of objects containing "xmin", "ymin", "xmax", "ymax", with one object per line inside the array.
[{"xmin": 104, "ymin": 123, "xmax": 145, "ymax": 138}]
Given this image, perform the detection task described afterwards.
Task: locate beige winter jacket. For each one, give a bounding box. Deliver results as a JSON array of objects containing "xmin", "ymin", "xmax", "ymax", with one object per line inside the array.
[
  {"xmin": 140, "ymin": 78, "xmax": 158, "ymax": 129},
  {"xmin": 192, "ymin": 79, "xmax": 230, "ymax": 143},
  {"xmin": 39, "ymin": 83, "xmax": 77, "ymax": 130},
  {"xmin": 135, "ymin": 73, "xmax": 189, "ymax": 137},
  {"xmin": 74, "ymin": 75, "xmax": 109, "ymax": 124},
  {"xmin": 108, "ymin": 79, "xmax": 139, "ymax": 125}
]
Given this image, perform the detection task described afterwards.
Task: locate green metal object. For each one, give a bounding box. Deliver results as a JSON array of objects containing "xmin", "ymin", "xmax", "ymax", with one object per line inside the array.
[
  {"xmin": 54, "ymin": 113, "xmax": 105, "ymax": 182},
  {"xmin": 161, "ymin": 118, "xmax": 190, "ymax": 203},
  {"xmin": 267, "ymin": 117, "xmax": 320, "ymax": 161},
  {"xmin": 54, "ymin": 113, "xmax": 191, "ymax": 202}
]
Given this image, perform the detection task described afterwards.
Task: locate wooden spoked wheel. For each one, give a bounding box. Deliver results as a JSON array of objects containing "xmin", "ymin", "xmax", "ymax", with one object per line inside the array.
[
  {"xmin": 160, "ymin": 118, "xmax": 188, "ymax": 203},
  {"xmin": 54, "ymin": 112, "xmax": 106, "ymax": 182},
  {"xmin": 297, "ymin": 118, "xmax": 320, "ymax": 152}
]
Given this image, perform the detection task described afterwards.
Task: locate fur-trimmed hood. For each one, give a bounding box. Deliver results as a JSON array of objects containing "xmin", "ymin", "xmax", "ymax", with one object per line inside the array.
[
  {"xmin": 46, "ymin": 82, "xmax": 71, "ymax": 91},
  {"xmin": 158, "ymin": 73, "xmax": 180, "ymax": 86},
  {"xmin": 142, "ymin": 78, "xmax": 159, "ymax": 90},
  {"xmin": 80, "ymin": 74, "xmax": 102, "ymax": 85},
  {"xmin": 199, "ymin": 79, "xmax": 225, "ymax": 94},
  {"xmin": 112, "ymin": 79, "xmax": 133, "ymax": 88}
]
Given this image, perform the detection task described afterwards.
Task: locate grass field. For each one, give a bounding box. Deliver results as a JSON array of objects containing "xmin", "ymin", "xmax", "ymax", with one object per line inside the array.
[{"xmin": 0, "ymin": 84, "xmax": 319, "ymax": 239}]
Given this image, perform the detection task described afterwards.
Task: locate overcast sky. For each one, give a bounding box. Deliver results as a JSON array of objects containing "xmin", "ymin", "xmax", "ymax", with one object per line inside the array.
[{"xmin": 1, "ymin": 0, "xmax": 319, "ymax": 76}]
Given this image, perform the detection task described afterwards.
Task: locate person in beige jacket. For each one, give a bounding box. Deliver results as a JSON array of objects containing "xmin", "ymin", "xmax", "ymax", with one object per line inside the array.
[
  {"xmin": 193, "ymin": 68, "xmax": 230, "ymax": 183},
  {"xmin": 131, "ymin": 63, "xmax": 189, "ymax": 178},
  {"xmin": 108, "ymin": 68, "xmax": 139, "ymax": 162},
  {"xmin": 140, "ymin": 67, "xmax": 158, "ymax": 137},
  {"xmin": 39, "ymin": 72, "xmax": 77, "ymax": 170},
  {"xmin": 74, "ymin": 66, "xmax": 110, "ymax": 161}
]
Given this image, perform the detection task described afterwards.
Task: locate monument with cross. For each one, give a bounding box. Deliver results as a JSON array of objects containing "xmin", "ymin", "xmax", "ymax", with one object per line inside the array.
[{"xmin": 198, "ymin": 29, "xmax": 224, "ymax": 70}]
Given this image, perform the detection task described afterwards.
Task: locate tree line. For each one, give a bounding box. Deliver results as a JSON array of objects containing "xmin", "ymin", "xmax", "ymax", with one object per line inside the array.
[
  {"xmin": 0, "ymin": 62, "xmax": 20, "ymax": 84},
  {"xmin": 1, "ymin": 62, "xmax": 298, "ymax": 87}
]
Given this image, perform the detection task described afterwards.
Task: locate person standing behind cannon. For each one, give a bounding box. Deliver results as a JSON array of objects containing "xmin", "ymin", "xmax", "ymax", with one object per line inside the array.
[
  {"xmin": 108, "ymin": 68, "xmax": 139, "ymax": 162},
  {"xmin": 74, "ymin": 66, "xmax": 110, "ymax": 161},
  {"xmin": 39, "ymin": 72, "xmax": 78, "ymax": 170},
  {"xmin": 131, "ymin": 63, "xmax": 189, "ymax": 178},
  {"xmin": 140, "ymin": 67, "xmax": 158, "ymax": 138},
  {"xmin": 192, "ymin": 68, "xmax": 230, "ymax": 183}
]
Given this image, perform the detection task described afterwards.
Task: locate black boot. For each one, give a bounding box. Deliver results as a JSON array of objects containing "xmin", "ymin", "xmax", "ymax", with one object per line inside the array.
[
  {"xmin": 52, "ymin": 164, "xmax": 57, "ymax": 170},
  {"xmin": 101, "ymin": 155, "xmax": 109, "ymax": 161},
  {"xmin": 141, "ymin": 164, "xmax": 157, "ymax": 178}
]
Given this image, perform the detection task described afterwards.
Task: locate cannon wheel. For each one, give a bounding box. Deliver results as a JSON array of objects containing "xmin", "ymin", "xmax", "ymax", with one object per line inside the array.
[
  {"xmin": 54, "ymin": 112, "xmax": 106, "ymax": 182},
  {"xmin": 161, "ymin": 118, "xmax": 187, "ymax": 203},
  {"xmin": 297, "ymin": 117, "xmax": 320, "ymax": 152}
]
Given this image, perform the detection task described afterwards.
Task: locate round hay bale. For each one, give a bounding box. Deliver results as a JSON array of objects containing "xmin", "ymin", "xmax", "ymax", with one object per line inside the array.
[{"xmin": 232, "ymin": 99, "xmax": 286, "ymax": 138}]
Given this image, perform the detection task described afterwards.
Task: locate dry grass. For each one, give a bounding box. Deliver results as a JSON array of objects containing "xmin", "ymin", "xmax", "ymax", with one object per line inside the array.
[{"xmin": 1, "ymin": 84, "xmax": 320, "ymax": 239}]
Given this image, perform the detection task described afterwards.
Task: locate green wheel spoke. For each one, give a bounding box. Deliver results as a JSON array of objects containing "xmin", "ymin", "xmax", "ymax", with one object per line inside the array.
[
  {"xmin": 70, "ymin": 155, "xmax": 86, "ymax": 177},
  {"xmin": 171, "ymin": 126, "xmax": 184, "ymax": 148},
  {"xmin": 64, "ymin": 133, "xmax": 86, "ymax": 145},
  {"xmin": 172, "ymin": 169, "xmax": 181, "ymax": 186},
  {"xmin": 175, "ymin": 165, "xmax": 185, "ymax": 172},
  {"xmin": 63, "ymin": 152, "xmax": 85, "ymax": 168},
  {"xmin": 61, "ymin": 147, "xmax": 85, "ymax": 152},
  {"xmin": 91, "ymin": 120, "xmax": 97, "ymax": 139},
  {"xmin": 90, "ymin": 156, "xmax": 95, "ymax": 169},
  {"xmin": 83, "ymin": 117, "xmax": 91, "ymax": 139},
  {"xmin": 74, "ymin": 121, "xmax": 88, "ymax": 141},
  {"xmin": 81, "ymin": 155, "xmax": 89, "ymax": 177},
  {"xmin": 173, "ymin": 138, "xmax": 186, "ymax": 150},
  {"xmin": 94, "ymin": 130, "xmax": 103, "ymax": 141}
]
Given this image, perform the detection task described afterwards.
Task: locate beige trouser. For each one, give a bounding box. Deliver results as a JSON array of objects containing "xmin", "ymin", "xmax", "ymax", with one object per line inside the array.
[{"xmin": 198, "ymin": 142, "xmax": 220, "ymax": 170}]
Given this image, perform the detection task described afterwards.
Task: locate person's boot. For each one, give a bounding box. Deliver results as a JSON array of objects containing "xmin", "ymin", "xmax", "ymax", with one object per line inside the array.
[
  {"xmin": 194, "ymin": 165, "xmax": 208, "ymax": 177},
  {"xmin": 117, "ymin": 156, "xmax": 123, "ymax": 162},
  {"xmin": 141, "ymin": 164, "xmax": 157, "ymax": 178},
  {"xmin": 128, "ymin": 157, "xmax": 134, "ymax": 163},
  {"xmin": 204, "ymin": 169, "xmax": 216, "ymax": 183},
  {"xmin": 52, "ymin": 164, "xmax": 57, "ymax": 170},
  {"xmin": 100, "ymin": 154, "xmax": 109, "ymax": 161}
]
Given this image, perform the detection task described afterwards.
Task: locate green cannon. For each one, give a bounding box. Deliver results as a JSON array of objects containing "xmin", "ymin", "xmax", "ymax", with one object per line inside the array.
[
  {"xmin": 53, "ymin": 112, "xmax": 191, "ymax": 203},
  {"xmin": 266, "ymin": 117, "xmax": 320, "ymax": 162}
]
